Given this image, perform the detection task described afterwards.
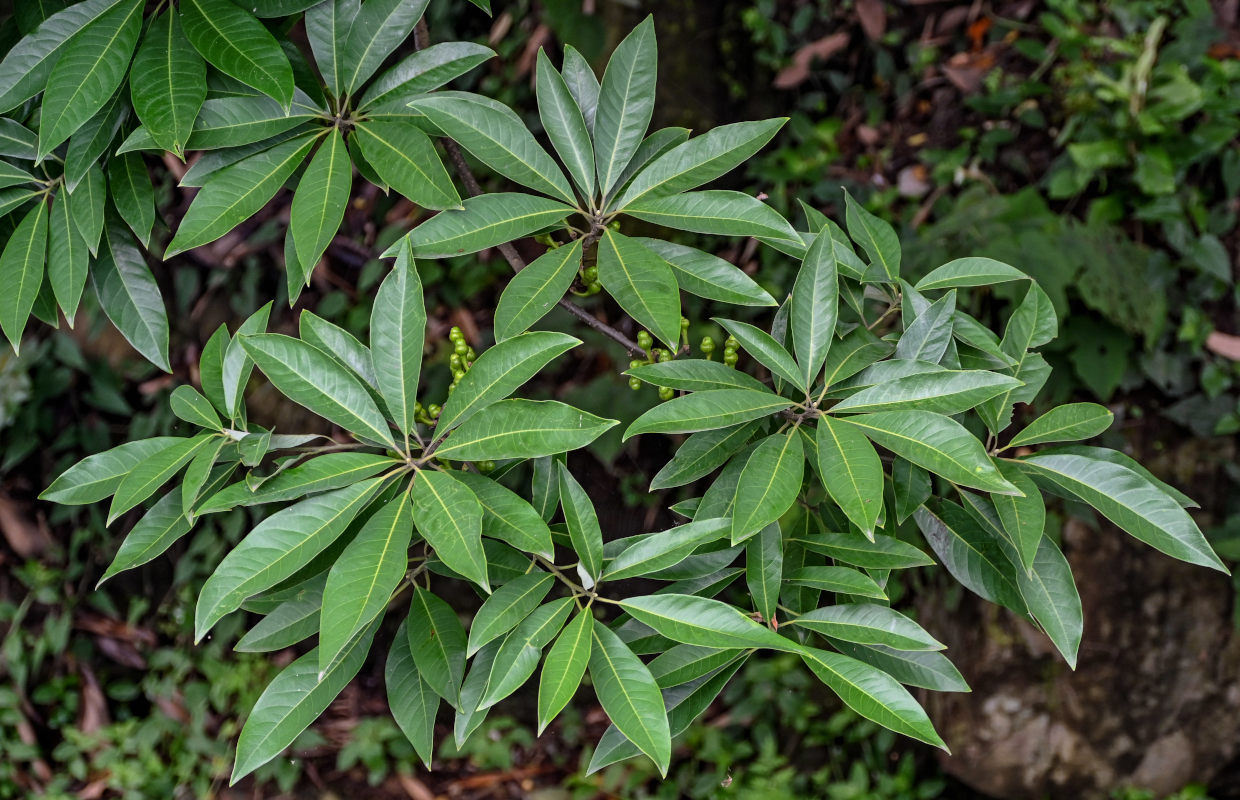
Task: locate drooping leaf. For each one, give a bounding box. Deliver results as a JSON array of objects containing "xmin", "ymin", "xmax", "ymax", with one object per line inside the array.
[
  {"xmin": 180, "ymin": 0, "xmax": 294, "ymax": 107},
  {"xmin": 618, "ymin": 594, "xmax": 796, "ymax": 652},
  {"xmin": 46, "ymin": 189, "xmax": 88, "ymax": 322},
  {"xmin": 792, "ymin": 604, "xmax": 944, "ymax": 651},
  {"xmin": 598, "ymin": 229, "xmax": 680, "ymax": 350},
  {"xmin": 991, "ymin": 460, "xmax": 1044, "ymax": 574},
  {"xmin": 732, "ymin": 431, "xmax": 803, "ymax": 544},
  {"xmin": 92, "ymin": 219, "xmax": 169, "ymax": 370},
  {"xmin": 406, "ymin": 585, "xmax": 468, "ymax": 707},
  {"xmin": 588, "ymin": 623, "xmax": 670, "ymax": 776},
  {"xmin": 107, "ymin": 153, "xmax": 154, "ymax": 246},
  {"xmin": 435, "ymin": 399, "xmax": 617, "ymax": 461},
  {"xmin": 815, "ymin": 416, "xmax": 884, "ymax": 539},
  {"xmin": 289, "ymin": 128, "xmax": 350, "ymax": 280},
  {"xmin": 537, "ymin": 608, "xmax": 592, "ymax": 733},
  {"xmin": 478, "ymin": 598, "xmax": 573, "ymax": 709},
  {"xmin": 385, "ymin": 620, "xmax": 439, "ymax": 768},
  {"xmin": 466, "ymin": 571, "xmax": 554, "ymax": 657},
  {"xmin": 746, "ymin": 521, "xmax": 782, "ymax": 623},
  {"xmin": 649, "ymin": 421, "xmax": 761, "ymax": 491},
  {"xmin": 913, "ymin": 500, "xmax": 1028, "ymax": 613},
  {"xmin": 235, "ymin": 576, "xmax": 324, "ymax": 653},
  {"xmin": 41, "ymin": 437, "xmax": 182, "ymax": 505},
  {"xmin": 0, "ymin": 200, "xmax": 48, "ymax": 353}
]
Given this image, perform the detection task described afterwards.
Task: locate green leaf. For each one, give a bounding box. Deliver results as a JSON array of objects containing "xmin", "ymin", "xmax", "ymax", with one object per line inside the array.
[
  {"xmin": 649, "ymin": 421, "xmax": 760, "ymax": 491},
  {"xmin": 411, "ymin": 469, "xmax": 489, "ymax": 590},
  {"xmin": 892, "ymin": 457, "xmax": 931, "ymax": 524},
  {"xmin": 0, "ymin": 161, "xmax": 36, "ymax": 191},
  {"xmin": 304, "ymin": 0, "xmax": 358, "ymax": 99},
  {"xmin": 180, "ymin": 436, "xmax": 228, "ymax": 517},
  {"xmin": 466, "ymin": 571, "xmax": 554, "ymax": 657},
  {"xmin": 452, "ymin": 638, "xmax": 500, "ymax": 745},
  {"xmin": 799, "ymin": 647, "xmax": 944, "ymax": 748},
  {"xmin": 289, "ymin": 129, "xmax": 349, "ymax": 280},
  {"xmin": 625, "ymin": 190, "xmax": 798, "ymax": 241},
  {"xmin": 166, "ymin": 134, "xmax": 315, "ymax": 256},
  {"xmin": 746, "ymin": 521, "xmax": 782, "ymax": 623},
  {"xmin": 914, "ymin": 257, "xmax": 1027, "ymax": 291},
  {"xmin": 833, "ymin": 370, "xmax": 1023, "ymax": 416},
  {"xmin": 163, "ymin": 94, "xmax": 317, "ymax": 151},
  {"xmin": 360, "ymin": 41, "xmax": 495, "ymax": 110},
  {"xmin": 593, "ymin": 16, "xmax": 656, "ymax": 197},
  {"xmin": 1016, "ymin": 453, "xmax": 1226, "ymax": 572},
  {"xmin": 840, "ymin": 411, "xmax": 1018, "ymax": 494},
  {"xmin": 235, "ymin": 577, "xmax": 324, "ymax": 652},
  {"xmin": 788, "ymin": 224, "xmax": 838, "ymax": 388},
  {"xmin": 46, "ymin": 190, "xmax": 87, "ymax": 322},
  {"xmin": 406, "ymin": 585, "xmax": 468, "ymax": 707},
  {"xmin": 220, "ymin": 302, "xmax": 271, "ymax": 420},
  {"xmin": 624, "ymin": 388, "xmax": 790, "ymax": 440},
  {"xmin": 1000, "ymin": 281, "xmax": 1057, "ymax": 356},
  {"xmin": 1039, "ymin": 445, "xmax": 1196, "ymax": 508},
  {"xmin": 615, "ymin": 118, "xmax": 786, "ymax": 208},
  {"xmin": 200, "ymin": 453, "xmax": 394, "ymax": 513},
  {"xmin": 714, "ymin": 318, "xmax": 806, "ymax": 393},
  {"xmin": 435, "ymin": 399, "xmax": 617, "ymax": 461},
  {"xmin": 557, "ymin": 461, "xmax": 604, "ymax": 583},
  {"xmin": 37, "ymin": 0, "xmax": 142, "ymax": 159},
  {"xmin": 0, "ymin": 119, "xmax": 37, "ymax": 160},
  {"xmin": 231, "ymin": 621, "xmax": 377, "ymax": 783},
  {"xmin": 385, "ymin": 621, "xmax": 438, "ymax": 768},
  {"xmin": 537, "ymin": 608, "xmax": 593, "ymax": 733},
  {"xmin": 170, "ymin": 385, "xmax": 221, "ymax": 430},
  {"xmin": 991, "ymin": 461, "xmax": 1044, "ymax": 573},
  {"xmin": 195, "ymin": 478, "xmax": 385, "ymax": 640},
  {"xmin": 453, "ymin": 471, "xmax": 554, "ymax": 558},
  {"xmin": 437, "ymin": 331, "xmax": 579, "ymax": 434},
  {"xmin": 843, "ymin": 189, "xmax": 899, "ymax": 281},
  {"xmin": 606, "ymin": 518, "xmax": 731, "ymax": 581},
  {"xmin": 618, "ymin": 594, "xmax": 795, "ymax": 651},
  {"xmin": 370, "ymin": 240, "xmax": 424, "ymax": 438},
  {"xmin": 411, "ymin": 91, "xmax": 575, "ymax": 205},
  {"xmin": 352, "ymin": 119, "xmax": 461, "ymax": 210},
  {"xmin": 633, "ymin": 238, "xmax": 774, "ymax": 307},
  {"xmin": 181, "ymin": 0, "xmax": 294, "ymax": 107},
  {"xmin": 1007, "ymin": 403, "xmax": 1113, "ymax": 448},
  {"xmin": 129, "ymin": 10, "xmax": 206, "ymax": 156},
  {"xmin": 816, "ymin": 416, "xmax": 884, "ymax": 539},
  {"xmin": 338, "ymin": 0, "xmax": 427, "ymax": 93},
  {"xmin": 732, "ymin": 431, "xmax": 803, "ymax": 544},
  {"xmin": 894, "ymin": 289, "xmax": 955, "ymax": 363},
  {"xmin": 479, "ymin": 597, "xmax": 573, "ymax": 709},
  {"xmin": 560, "ymin": 45, "xmax": 599, "ymax": 134},
  {"xmin": 241, "ymin": 333, "xmax": 396, "ymax": 448},
  {"xmin": 319, "ymin": 494, "xmax": 413, "ymax": 671},
  {"xmin": 1015, "ymin": 536, "xmax": 1082, "ymax": 667},
  {"xmin": 92, "ymin": 219, "xmax": 169, "ymax": 370},
  {"xmin": 536, "ymin": 49, "xmax": 594, "ymax": 199},
  {"xmin": 798, "ymin": 531, "xmax": 933, "ymax": 572},
  {"xmin": 300, "ymin": 310, "xmax": 377, "ymax": 389},
  {"xmin": 64, "ymin": 90, "xmax": 127, "ymax": 189},
  {"xmin": 598, "ymin": 229, "xmax": 680, "ymax": 350},
  {"xmin": 588, "ymin": 622, "xmax": 670, "ymax": 776},
  {"xmin": 611, "ymin": 127, "xmax": 690, "ymax": 195},
  {"xmin": 913, "ymin": 500, "xmax": 1027, "ymax": 613},
  {"xmin": 648, "ymin": 645, "xmax": 739, "ymax": 689},
  {"xmin": 42, "ymin": 437, "xmax": 180, "ymax": 505},
  {"xmin": 785, "ymin": 566, "xmax": 888, "ymax": 599},
  {"xmin": 627, "ymin": 359, "xmax": 766, "ymax": 393},
  {"xmin": 107, "ymin": 153, "xmax": 154, "ymax": 246},
  {"xmin": 493, "ymin": 240, "xmax": 582, "ymax": 341},
  {"xmin": 828, "ymin": 639, "xmax": 968, "ymax": 692},
  {"xmin": 792, "ymin": 604, "xmax": 943, "ymax": 651},
  {"xmin": 0, "ymin": 200, "xmax": 47, "ymax": 352},
  {"xmin": 70, "ymin": 163, "xmax": 105, "ymax": 254},
  {"xmin": 397, "ymin": 193, "xmax": 573, "ymax": 258}
]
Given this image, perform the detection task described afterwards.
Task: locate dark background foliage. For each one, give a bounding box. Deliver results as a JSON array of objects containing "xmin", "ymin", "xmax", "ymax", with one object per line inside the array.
[{"xmin": 1, "ymin": 0, "xmax": 1237, "ymax": 797}]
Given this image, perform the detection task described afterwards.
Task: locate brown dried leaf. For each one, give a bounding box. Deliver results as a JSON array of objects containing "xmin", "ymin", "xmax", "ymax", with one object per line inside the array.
[
  {"xmin": 773, "ymin": 32, "xmax": 850, "ymax": 89},
  {"xmin": 1206, "ymin": 331, "xmax": 1240, "ymax": 361},
  {"xmin": 856, "ymin": 0, "xmax": 887, "ymax": 41},
  {"xmin": 0, "ymin": 495, "xmax": 52, "ymax": 558}
]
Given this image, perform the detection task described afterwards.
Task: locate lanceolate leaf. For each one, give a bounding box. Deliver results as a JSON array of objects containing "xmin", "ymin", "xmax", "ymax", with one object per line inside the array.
[
  {"xmin": 589, "ymin": 623, "xmax": 670, "ymax": 776},
  {"xmin": 785, "ymin": 566, "xmax": 888, "ymax": 599},
  {"xmin": 536, "ymin": 49, "xmax": 594, "ymax": 199},
  {"xmin": 411, "ymin": 469, "xmax": 489, "ymax": 591},
  {"xmin": 406, "ymin": 586, "xmax": 468, "ymax": 706},
  {"xmin": 557, "ymin": 462, "xmax": 604, "ymax": 582},
  {"xmin": 93, "ymin": 219, "xmax": 169, "ymax": 370},
  {"xmin": 290, "ymin": 129, "xmax": 350, "ymax": 280},
  {"xmin": 241, "ymin": 333, "xmax": 396, "ymax": 448},
  {"xmin": 634, "ymin": 238, "xmax": 775, "ymax": 307},
  {"xmin": 479, "ymin": 598, "xmax": 573, "ymax": 709},
  {"xmin": 180, "ymin": 0, "xmax": 294, "ymax": 107},
  {"xmin": 107, "ymin": 153, "xmax": 154, "ymax": 246},
  {"xmin": 46, "ymin": 189, "xmax": 89, "ymax": 323},
  {"xmin": 593, "ymin": 16, "xmax": 656, "ymax": 197},
  {"xmin": 538, "ymin": 608, "xmax": 593, "ymax": 733},
  {"xmin": 619, "ymin": 594, "xmax": 796, "ymax": 651},
  {"xmin": 0, "ymin": 200, "xmax": 48, "ymax": 352},
  {"xmin": 829, "ymin": 639, "xmax": 968, "ymax": 693},
  {"xmin": 561, "ymin": 45, "xmax": 599, "ymax": 134},
  {"xmin": 221, "ymin": 302, "xmax": 271, "ymax": 420},
  {"xmin": 304, "ymin": 0, "xmax": 359, "ymax": 99},
  {"xmin": 319, "ymin": 494, "xmax": 414, "ymax": 671},
  {"xmin": 843, "ymin": 189, "xmax": 900, "ymax": 281},
  {"xmin": 129, "ymin": 10, "xmax": 206, "ymax": 156},
  {"xmin": 732, "ymin": 431, "xmax": 803, "ymax": 544},
  {"xmin": 611, "ymin": 127, "xmax": 690, "ymax": 194},
  {"xmin": 467, "ymin": 571, "xmax": 555, "ymax": 657},
  {"xmin": 386, "ymin": 621, "xmax": 439, "ymax": 768},
  {"xmin": 992, "ymin": 460, "xmax": 1044, "ymax": 574},
  {"xmin": 353, "ymin": 120, "xmax": 461, "ymax": 210},
  {"xmin": 435, "ymin": 399, "xmax": 617, "ymax": 461},
  {"xmin": 235, "ymin": 577, "xmax": 324, "ymax": 653},
  {"xmin": 627, "ymin": 359, "xmax": 766, "ymax": 393},
  {"xmin": 832, "ymin": 370, "xmax": 1022, "ymax": 416},
  {"xmin": 598, "ymin": 230, "xmax": 681, "ymax": 350},
  {"xmin": 792, "ymin": 604, "xmax": 944, "ymax": 651},
  {"xmin": 649, "ymin": 421, "xmax": 761, "ymax": 490},
  {"xmin": 493, "ymin": 240, "xmax": 582, "ymax": 341},
  {"xmin": 816, "ymin": 416, "xmax": 884, "ymax": 539},
  {"xmin": 71, "ymin": 163, "xmax": 106, "ymax": 254},
  {"xmin": 914, "ymin": 257, "xmax": 1028, "ymax": 291},
  {"xmin": 398, "ymin": 193, "xmax": 574, "ymax": 259},
  {"xmin": 1014, "ymin": 535, "xmax": 1083, "ymax": 668},
  {"xmin": 894, "ymin": 289, "xmax": 955, "ymax": 363},
  {"xmin": 199, "ymin": 452, "xmax": 395, "ymax": 513},
  {"xmin": 913, "ymin": 500, "xmax": 1027, "ymax": 613},
  {"xmin": 370, "ymin": 240, "xmax": 425, "ymax": 438},
  {"xmin": 624, "ymin": 190, "xmax": 798, "ymax": 242},
  {"xmin": 1007, "ymin": 403, "xmax": 1114, "ymax": 448},
  {"xmin": 790, "ymin": 224, "xmax": 838, "ymax": 388},
  {"xmin": 360, "ymin": 41, "xmax": 495, "ymax": 110},
  {"xmin": 453, "ymin": 471, "xmax": 554, "ymax": 558},
  {"xmin": 42, "ymin": 437, "xmax": 182, "ymax": 505},
  {"xmin": 338, "ymin": 0, "xmax": 428, "ymax": 93},
  {"xmin": 605, "ymin": 518, "xmax": 731, "ymax": 581},
  {"xmin": 746, "ymin": 521, "xmax": 782, "ymax": 623},
  {"xmin": 624, "ymin": 388, "xmax": 791, "ymax": 440}
]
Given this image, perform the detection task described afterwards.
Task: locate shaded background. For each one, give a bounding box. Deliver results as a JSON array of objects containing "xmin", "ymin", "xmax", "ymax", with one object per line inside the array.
[{"xmin": 1, "ymin": 0, "xmax": 1239, "ymax": 797}]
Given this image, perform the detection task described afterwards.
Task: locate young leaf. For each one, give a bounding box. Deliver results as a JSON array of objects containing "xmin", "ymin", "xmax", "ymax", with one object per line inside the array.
[
  {"xmin": 352, "ymin": 119, "xmax": 461, "ymax": 210},
  {"xmin": 624, "ymin": 388, "xmax": 791, "ymax": 440},
  {"xmin": 624, "ymin": 190, "xmax": 798, "ymax": 241},
  {"xmin": 195, "ymin": 478, "xmax": 385, "ymax": 640},
  {"xmin": 746, "ymin": 521, "xmax": 782, "ymax": 623},
  {"xmin": 1007, "ymin": 403, "xmax": 1114, "ymax": 448},
  {"xmin": 453, "ymin": 471, "xmax": 554, "ymax": 558},
  {"xmin": 589, "ymin": 623, "xmax": 670, "ymax": 776},
  {"xmin": 792, "ymin": 604, "xmax": 944, "ymax": 651},
  {"xmin": 129, "ymin": 10, "xmax": 206, "ymax": 156},
  {"xmin": 241, "ymin": 333, "xmax": 396, "ymax": 449},
  {"xmin": 634, "ymin": 238, "xmax": 775, "ymax": 307},
  {"xmin": 479, "ymin": 598, "xmax": 574, "ymax": 709},
  {"xmin": 1001, "ymin": 281, "xmax": 1057, "ymax": 356},
  {"xmin": 319, "ymin": 494, "xmax": 414, "ymax": 672},
  {"xmin": 593, "ymin": 16, "xmax": 657, "ymax": 197},
  {"xmin": 231, "ymin": 622, "xmax": 377, "ymax": 783},
  {"xmin": 385, "ymin": 620, "xmax": 439, "ymax": 768},
  {"xmin": 92, "ymin": 219, "xmax": 169, "ymax": 370},
  {"xmin": 435, "ymin": 399, "xmax": 617, "ymax": 461},
  {"xmin": 493, "ymin": 240, "xmax": 582, "ymax": 341},
  {"xmin": 914, "ymin": 257, "xmax": 1027, "ymax": 291},
  {"xmin": 370, "ymin": 240, "xmax": 424, "ymax": 438},
  {"xmin": 218, "ymin": 302, "xmax": 271, "ymax": 421},
  {"xmin": 0, "ymin": 200, "xmax": 48, "ymax": 353},
  {"xmin": 397, "ymin": 193, "xmax": 573, "ymax": 258},
  {"xmin": 843, "ymin": 189, "xmax": 900, "ymax": 281},
  {"xmin": 535, "ymin": 49, "xmax": 594, "ymax": 199},
  {"xmin": 436, "ymin": 331, "xmax": 580, "ymax": 434},
  {"xmin": 598, "ymin": 230, "xmax": 681, "ymax": 350},
  {"xmin": 41, "ymin": 437, "xmax": 182, "ymax": 505},
  {"xmin": 816, "ymin": 416, "xmax": 884, "ymax": 539},
  {"xmin": 337, "ymin": 0, "xmax": 427, "ymax": 93},
  {"xmin": 407, "ymin": 585, "xmax": 469, "ymax": 707},
  {"xmin": 732, "ymin": 431, "xmax": 803, "ymax": 544},
  {"xmin": 537, "ymin": 608, "xmax": 593, "ymax": 733},
  {"xmin": 107, "ymin": 153, "xmax": 154, "ymax": 246},
  {"xmin": 290, "ymin": 128, "xmax": 350, "ymax": 279},
  {"xmin": 180, "ymin": 0, "xmax": 294, "ymax": 107},
  {"xmin": 714, "ymin": 318, "xmax": 806, "ymax": 393},
  {"xmin": 411, "ymin": 469, "xmax": 489, "ymax": 591},
  {"xmin": 557, "ymin": 462, "xmax": 604, "ymax": 583}
]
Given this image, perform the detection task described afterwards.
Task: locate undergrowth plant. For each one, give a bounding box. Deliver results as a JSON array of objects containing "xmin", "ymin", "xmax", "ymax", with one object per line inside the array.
[{"xmin": 8, "ymin": 0, "xmax": 1227, "ymax": 783}]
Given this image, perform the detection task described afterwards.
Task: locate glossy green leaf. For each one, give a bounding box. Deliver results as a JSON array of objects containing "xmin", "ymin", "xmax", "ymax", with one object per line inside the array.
[
  {"xmin": 1001, "ymin": 281, "xmax": 1057, "ymax": 356},
  {"xmin": 360, "ymin": 41, "xmax": 495, "ymax": 110},
  {"xmin": 180, "ymin": 436, "xmax": 229, "ymax": 517},
  {"xmin": 453, "ymin": 471, "xmax": 554, "ymax": 558},
  {"xmin": 834, "ymin": 370, "xmax": 1022, "ymax": 416},
  {"xmin": 784, "ymin": 566, "xmax": 887, "ymax": 599},
  {"xmin": 353, "ymin": 119, "xmax": 461, "ymax": 210},
  {"xmin": 70, "ymin": 163, "xmax": 106, "ymax": 254},
  {"xmin": 129, "ymin": 10, "xmax": 206, "ymax": 156},
  {"xmin": 304, "ymin": 0, "xmax": 358, "ymax": 99},
  {"xmin": 537, "ymin": 608, "xmax": 593, "ymax": 733},
  {"xmin": 289, "ymin": 128, "xmax": 349, "ymax": 280},
  {"xmin": 991, "ymin": 460, "xmax": 1044, "ymax": 573},
  {"xmin": 1008, "ymin": 403, "xmax": 1114, "ymax": 448},
  {"xmin": 536, "ymin": 49, "xmax": 594, "ymax": 199},
  {"xmin": 746, "ymin": 521, "xmax": 782, "ymax": 623},
  {"xmin": 338, "ymin": 0, "xmax": 427, "ymax": 93},
  {"xmin": 0, "ymin": 161, "xmax": 36, "ymax": 191},
  {"xmin": 732, "ymin": 431, "xmax": 803, "ymax": 544},
  {"xmin": 914, "ymin": 257, "xmax": 1027, "ymax": 291},
  {"xmin": 843, "ymin": 189, "xmax": 899, "ymax": 281},
  {"xmin": 166, "ymin": 94, "xmax": 317, "ymax": 151},
  {"xmin": 598, "ymin": 229, "xmax": 680, "ymax": 350},
  {"xmin": 816, "ymin": 416, "xmax": 884, "ymax": 539},
  {"xmin": 634, "ymin": 238, "xmax": 775, "ymax": 307},
  {"xmin": 913, "ymin": 500, "xmax": 1027, "ymax": 613},
  {"xmin": 467, "ymin": 571, "xmax": 554, "ymax": 657},
  {"xmin": 398, "ymin": 193, "xmax": 573, "ymax": 259},
  {"xmin": 108, "ymin": 432, "xmax": 212, "ymax": 522},
  {"xmin": 452, "ymin": 637, "xmax": 500, "ymax": 746},
  {"xmin": 0, "ymin": 200, "xmax": 47, "ymax": 353},
  {"xmin": 169, "ymin": 385, "xmax": 220, "ymax": 430},
  {"xmin": 241, "ymin": 333, "xmax": 395, "ymax": 448},
  {"xmin": 299, "ymin": 311, "xmax": 377, "ymax": 388},
  {"xmin": 649, "ymin": 420, "xmax": 761, "ymax": 491},
  {"xmin": 181, "ymin": 0, "xmax": 294, "ymax": 107},
  {"xmin": 166, "ymin": 134, "xmax": 315, "ymax": 256},
  {"xmin": 200, "ymin": 453, "xmax": 394, "ymax": 514},
  {"xmin": 406, "ymin": 585, "xmax": 468, "ymax": 707},
  {"xmin": 800, "ymin": 647, "xmax": 944, "ymax": 748},
  {"xmin": 370, "ymin": 240, "xmax": 424, "ymax": 438},
  {"xmin": 610, "ymin": 127, "xmax": 690, "ymax": 195},
  {"xmin": 627, "ymin": 359, "xmax": 766, "ymax": 393},
  {"xmin": 479, "ymin": 597, "xmax": 573, "ymax": 709},
  {"xmin": 319, "ymin": 494, "xmax": 413, "ymax": 671},
  {"xmin": 560, "ymin": 45, "xmax": 599, "ymax": 134},
  {"xmin": 196, "ymin": 478, "xmax": 385, "ymax": 640},
  {"xmin": 793, "ymin": 604, "xmax": 943, "ymax": 651},
  {"xmin": 606, "ymin": 518, "xmax": 731, "ymax": 581},
  {"xmin": 436, "ymin": 399, "xmax": 617, "ymax": 461},
  {"xmin": 619, "ymin": 594, "xmax": 795, "ymax": 652},
  {"xmin": 894, "ymin": 289, "xmax": 955, "ymax": 363},
  {"xmin": 216, "ymin": 302, "xmax": 269, "ymax": 422},
  {"xmin": 386, "ymin": 620, "xmax": 438, "ymax": 768},
  {"xmin": 714, "ymin": 318, "xmax": 805, "ymax": 392},
  {"xmin": 624, "ymin": 388, "xmax": 790, "ymax": 440},
  {"xmin": 93, "ymin": 218, "xmax": 169, "ymax": 370},
  {"xmin": 557, "ymin": 461, "xmax": 604, "ymax": 583},
  {"xmin": 593, "ymin": 16, "xmax": 656, "ymax": 197},
  {"xmin": 46, "ymin": 189, "xmax": 87, "ymax": 322},
  {"xmin": 493, "ymin": 240, "xmax": 582, "ymax": 341},
  {"xmin": 1037, "ymin": 445, "xmax": 1195, "ymax": 508},
  {"xmin": 588, "ymin": 623, "xmax": 670, "ymax": 776},
  {"xmin": 892, "ymin": 457, "xmax": 930, "ymax": 524},
  {"xmin": 1015, "ymin": 535, "xmax": 1082, "ymax": 667},
  {"xmin": 625, "ymin": 190, "xmax": 798, "ymax": 241},
  {"xmin": 42, "ymin": 437, "xmax": 181, "ymax": 505},
  {"xmin": 828, "ymin": 639, "xmax": 968, "ymax": 692},
  {"xmin": 235, "ymin": 577, "xmax": 324, "ymax": 652},
  {"xmin": 107, "ymin": 153, "xmax": 154, "ymax": 246},
  {"xmin": 231, "ymin": 621, "xmax": 377, "ymax": 783},
  {"xmin": 796, "ymin": 531, "xmax": 933, "ymax": 570},
  {"xmin": 411, "ymin": 469, "xmax": 488, "ymax": 590}
]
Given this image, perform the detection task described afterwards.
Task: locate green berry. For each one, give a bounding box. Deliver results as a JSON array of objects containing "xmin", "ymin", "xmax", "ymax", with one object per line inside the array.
[
  {"xmin": 680, "ymin": 317, "xmax": 690, "ymax": 331},
  {"xmin": 630, "ymin": 359, "xmax": 645, "ymax": 370},
  {"xmin": 584, "ymin": 283, "xmax": 602, "ymax": 295},
  {"xmin": 724, "ymin": 351, "xmax": 739, "ymax": 367},
  {"xmin": 582, "ymin": 266, "xmax": 598, "ymax": 283},
  {"xmin": 724, "ymin": 335, "xmax": 739, "ymax": 350},
  {"xmin": 478, "ymin": 460, "xmax": 496, "ymax": 473},
  {"xmin": 465, "ymin": 347, "xmax": 476, "ymax": 362},
  {"xmin": 449, "ymin": 326, "xmax": 463, "ymax": 342},
  {"xmin": 701, "ymin": 336, "xmax": 715, "ymax": 357},
  {"xmin": 658, "ymin": 386, "xmax": 674, "ymax": 401},
  {"xmin": 427, "ymin": 404, "xmax": 441, "ymax": 419},
  {"xmin": 450, "ymin": 353, "xmax": 463, "ymax": 370},
  {"xmin": 628, "ymin": 377, "xmax": 642, "ymax": 391},
  {"xmin": 656, "ymin": 348, "xmax": 671, "ymax": 362},
  {"xmin": 637, "ymin": 330, "xmax": 653, "ymax": 351}
]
